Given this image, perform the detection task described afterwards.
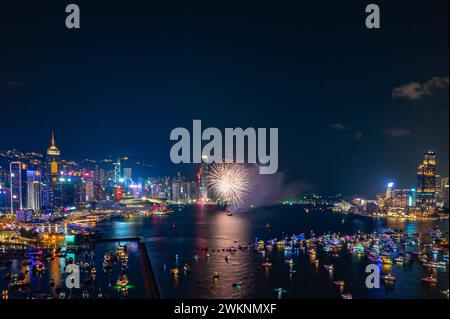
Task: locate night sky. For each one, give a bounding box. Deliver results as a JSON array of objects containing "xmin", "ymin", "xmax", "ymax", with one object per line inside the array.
[{"xmin": 1, "ymin": 0, "xmax": 448, "ymax": 196}]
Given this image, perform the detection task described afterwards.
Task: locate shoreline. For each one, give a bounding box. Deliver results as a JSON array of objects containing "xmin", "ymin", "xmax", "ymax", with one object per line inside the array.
[{"xmin": 349, "ymin": 211, "xmax": 449, "ymax": 222}]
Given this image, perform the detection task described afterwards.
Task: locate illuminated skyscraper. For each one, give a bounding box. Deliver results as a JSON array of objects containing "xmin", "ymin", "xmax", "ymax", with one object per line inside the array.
[
  {"xmin": 172, "ymin": 182, "xmax": 181, "ymax": 203},
  {"xmin": 44, "ymin": 131, "xmax": 62, "ymax": 209},
  {"xmin": 47, "ymin": 131, "xmax": 61, "ymax": 177},
  {"xmin": 9, "ymin": 161, "xmax": 24, "ymax": 213},
  {"xmin": 26, "ymin": 170, "xmax": 41, "ymax": 212},
  {"xmin": 385, "ymin": 182, "xmax": 394, "ymax": 199},
  {"xmin": 123, "ymin": 168, "xmax": 132, "ymax": 182},
  {"xmin": 0, "ymin": 166, "xmax": 7, "ymax": 212},
  {"xmin": 438, "ymin": 177, "xmax": 449, "ymax": 209},
  {"xmin": 199, "ymin": 155, "xmax": 209, "ymax": 201},
  {"xmin": 416, "ymin": 151, "xmax": 437, "ymax": 213}
]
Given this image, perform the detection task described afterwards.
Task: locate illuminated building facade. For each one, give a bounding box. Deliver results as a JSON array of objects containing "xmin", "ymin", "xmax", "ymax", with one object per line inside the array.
[
  {"xmin": 416, "ymin": 151, "xmax": 437, "ymax": 214},
  {"xmin": 437, "ymin": 177, "xmax": 449, "ymax": 208},
  {"xmin": 0, "ymin": 166, "xmax": 8, "ymax": 212},
  {"xmin": 199, "ymin": 155, "xmax": 209, "ymax": 202},
  {"xmin": 44, "ymin": 132, "xmax": 62, "ymax": 209},
  {"xmin": 26, "ymin": 170, "xmax": 41, "ymax": 212},
  {"xmin": 9, "ymin": 161, "xmax": 25, "ymax": 213},
  {"xmin": 123, "ymin": 168, "xmax": 132, "ymax": 183}
]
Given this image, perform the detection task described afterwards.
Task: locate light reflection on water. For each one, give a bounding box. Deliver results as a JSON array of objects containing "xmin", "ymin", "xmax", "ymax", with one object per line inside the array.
[
  {"xmin": 0, "ymin": 241, "xmax": 145, "ymax": 299},
  {"xmin": 98, "ymin": 205, "xmax": 449, "ymax": 299}
]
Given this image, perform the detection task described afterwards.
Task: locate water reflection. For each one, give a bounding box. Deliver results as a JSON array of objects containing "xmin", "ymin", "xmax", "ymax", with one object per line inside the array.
[{"xmin": 96, "ymin": 205, "xmax": 448, "ymax": 299}]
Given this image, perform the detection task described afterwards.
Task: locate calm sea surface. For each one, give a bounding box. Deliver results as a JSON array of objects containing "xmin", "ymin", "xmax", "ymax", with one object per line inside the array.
[{"xmin": 98, "ymin": 205, "xmax": 449, "ymax": 299}]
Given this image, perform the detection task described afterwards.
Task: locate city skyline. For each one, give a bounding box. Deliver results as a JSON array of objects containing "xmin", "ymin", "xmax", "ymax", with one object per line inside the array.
[
  {"xmin": 0, "ymin": 131, "xmax": 448, "ymax": 198},
  {"xmin": 0, "ymin": 131, "xmax": 448, "ymax": 217}
]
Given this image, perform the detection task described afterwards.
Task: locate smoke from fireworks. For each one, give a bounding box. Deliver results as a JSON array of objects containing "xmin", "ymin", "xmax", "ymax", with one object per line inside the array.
[{"xmin": 208, "ymin": 163, "xmax": 250, "ymax": 211}]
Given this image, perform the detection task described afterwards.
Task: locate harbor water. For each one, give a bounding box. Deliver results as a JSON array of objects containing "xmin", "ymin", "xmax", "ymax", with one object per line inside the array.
[{"xmin": 98, "ymin": 205, "xmax": 449, "ymax": 299}]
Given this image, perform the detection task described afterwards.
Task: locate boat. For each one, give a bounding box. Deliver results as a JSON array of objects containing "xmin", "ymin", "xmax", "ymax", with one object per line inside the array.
[
  {"xmin": 334, "ymin": 280, "xmax": 345, "ymax": 287},
  {"xmin": 183, "ymin": 264, "xmax": 190, "ymax": 272},
  {"xmin": 262, "ymin": 259, "xmax": 273, "ymax": 268},
  {"xmin": 232, "ymin": 282, "xmax": 242, "ymax": 288},
  {"xmin": 226, "ymin": 212, "xmax": 233, "ymax": 216},
  {"xmin": 257, "ymin": 240, "xmax": 265, "ymax": 250},
  {"xmin": 381, "ymin": 273, "xmax": 396, "ymax": 282},
  {"xmin": 324, "ymin": 264, "xmax": 334, "ymax": 271},
  {"xmin": 367, "ymin": 254, "xmax": 382, "ymax": 263},
  {"xmin": 423, "ymin": 261, "xmax": 439, "ymax": 268},
  {"xmin": 116, "ymin": 275, "xmax": 129, "ymax": 288},
  {"xmin": 8, "ymin": 279, "xmax": 30, "ymax": 289},
  {"xmin": 381, "ymin": 256, "xmax": 393, "ymax": 265},
  {"xmin": 213, "ymin": 271, "xmax": 220, "ymax": 279},
  {"xmin": 2, "ymin": 290, "xmax": 8, "ymax": 300},
  {"xmin": 33, "ymin": 262, "xmax": 46, "ymax": 274},
  {"xmin": 421, "ymin": 275, "xmax": 438, "ymax": 283},
  {"xmin": 341, "ymin": 293, "xmax": 352, "ymax": 299},
  {"xmin": 170, "ymin": 268, "xmax": 180, "ymax": 275}
]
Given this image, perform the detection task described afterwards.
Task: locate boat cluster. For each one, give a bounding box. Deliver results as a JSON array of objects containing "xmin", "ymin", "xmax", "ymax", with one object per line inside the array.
[
  {"xmin": 1, "ymin": 242, "xmax": 134, "ymax": 299},
  {"xmin": 167, "ymin": 227, "xmax": 448, "ymax": 299}
]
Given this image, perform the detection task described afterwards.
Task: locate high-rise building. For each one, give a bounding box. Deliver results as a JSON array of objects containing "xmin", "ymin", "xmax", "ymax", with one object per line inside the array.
[
  {"xmin": 26, "ymin": 170, "xmax": 41, "ymax": 212},
  {"xmin": 199, "ymin": 156, "xmax": 209, "ymax": 201},
  {"xmin": 172, "ymin": 182, "xmax": 181, "ymax": 203},
  {"xmin": 385, "ymin": 182, "xmax": 394, "ymax": 200},
  {"xmin": 44, "ymin": 132, "xmax": 62, "ymax": 209},
  {"xmin": 10, "ymin": 161, "xmax": 25, "ymax": 213},
  {"xmin": 438, "ymin": 177, "xmax": 449, "ymax": 209},
  {"xmin": 416, "ymin": 151, "xmax": 437, "ymax": 213},
  {"xmin": 123, "ymin": 168, "xmax": 132, "ymax": 182},
  {"xmin": 186, "ymin": 181, "xmax": 198, "ymax": 202},
  {"xmin": 0, "ymin": 166, "xmax": 8, "ymax": 212}
]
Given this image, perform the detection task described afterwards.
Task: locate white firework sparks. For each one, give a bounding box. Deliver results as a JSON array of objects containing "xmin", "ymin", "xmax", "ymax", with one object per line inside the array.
[{"xmin": 208, "ymin": 163, "xmax": 250, "ymax": 210}]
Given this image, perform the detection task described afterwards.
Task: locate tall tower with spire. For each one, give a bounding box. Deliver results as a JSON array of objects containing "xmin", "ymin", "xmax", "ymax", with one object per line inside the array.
[
  {"xmin": 47, "ymin": 131, "xmax": 61, "ymax": 178},
  {"xmin": 44, "ymin": 131, "xmax": 62, "ymax": 209}
]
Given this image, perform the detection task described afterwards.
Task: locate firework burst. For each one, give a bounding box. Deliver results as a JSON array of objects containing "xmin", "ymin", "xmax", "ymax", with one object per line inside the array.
[{"xmin": 208, "ymin": 163, "xmax": 250, "ymax": 210}]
